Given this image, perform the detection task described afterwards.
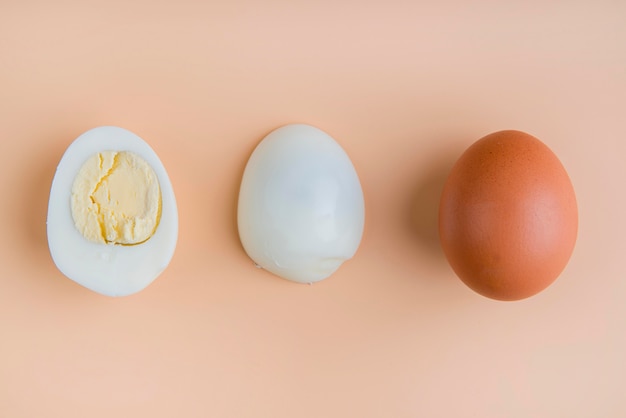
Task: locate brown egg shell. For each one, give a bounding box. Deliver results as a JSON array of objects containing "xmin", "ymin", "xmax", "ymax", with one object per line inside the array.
[{"xmin": 438, "ymin": 130, "xmax": 578, "ymax": 301}]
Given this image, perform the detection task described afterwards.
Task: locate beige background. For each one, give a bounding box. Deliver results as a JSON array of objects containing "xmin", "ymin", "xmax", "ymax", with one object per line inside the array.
[{"xmin": 1, "ymin": 1, "xmax": 625, "ymax": 417}]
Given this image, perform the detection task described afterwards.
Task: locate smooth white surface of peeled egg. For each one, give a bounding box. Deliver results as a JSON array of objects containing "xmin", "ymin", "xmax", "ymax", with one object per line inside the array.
[
  {"xmin": 47, "ymin": 126, "xmax": 178, "ymax": 296},
  {"xmin": 238, "ymin": 124, "xmax": 365, "ymax": 283}
]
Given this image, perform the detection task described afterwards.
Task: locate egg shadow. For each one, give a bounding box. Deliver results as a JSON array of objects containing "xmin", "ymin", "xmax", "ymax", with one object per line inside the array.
[
  {"xmin": 409, "ymin": 145, "xmax": 465, "ymax": 265},
  {"xmin": 18, "ymin": 136, "xmax": 68, "ymax": 258}
]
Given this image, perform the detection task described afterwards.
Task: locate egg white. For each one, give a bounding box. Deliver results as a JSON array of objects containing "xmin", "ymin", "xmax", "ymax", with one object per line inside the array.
[
  {"xmin": 238, "ymin": 124, "xmax": 365, "ymax": 283},
  {"xmin": 47, "ymin": 126, "xmax": 178, "ymax": 296}
]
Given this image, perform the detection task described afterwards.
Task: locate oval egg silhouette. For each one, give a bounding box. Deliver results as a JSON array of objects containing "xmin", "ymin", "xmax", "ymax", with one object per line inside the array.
[
  {"xmin": 47, "ymin": 126, "xmax": 178, "ymax": 296},
  {"xmin": 238, "ymin": 124, "xmax": 365, "ymax": 283},
  {"xmin": 438, "ymin": 130, "xmax": 578, "ymax": 301}
]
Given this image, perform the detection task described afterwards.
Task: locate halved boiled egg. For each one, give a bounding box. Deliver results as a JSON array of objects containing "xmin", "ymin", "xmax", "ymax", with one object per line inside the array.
[{"xmin": 47, "ymin": 126, "xmax": 178, "ymax": 296}]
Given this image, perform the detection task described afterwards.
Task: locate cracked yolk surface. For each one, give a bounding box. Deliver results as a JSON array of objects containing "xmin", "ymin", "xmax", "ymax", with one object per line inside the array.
[{"xmin": 71, "ymin": 151, "xmax": 162, "ymax": 245}]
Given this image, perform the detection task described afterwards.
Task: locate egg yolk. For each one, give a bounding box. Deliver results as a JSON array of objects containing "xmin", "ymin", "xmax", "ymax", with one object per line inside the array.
[{"xmin": 70, "ymin": 151, "xmax": 162, "ymax": 245}]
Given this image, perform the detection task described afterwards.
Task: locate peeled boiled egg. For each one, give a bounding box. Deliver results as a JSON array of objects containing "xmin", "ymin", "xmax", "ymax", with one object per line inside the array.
[
  {"xmin": 238, "ymin": 124, "xmax": 365, "ymax": 283},
  {"xmin": 47, "ymin": 126, "xmax": 178, "ymax": 296},
  {"xmin": 439, "ymin": 130, "xmax": 578, "ymax": 301}
]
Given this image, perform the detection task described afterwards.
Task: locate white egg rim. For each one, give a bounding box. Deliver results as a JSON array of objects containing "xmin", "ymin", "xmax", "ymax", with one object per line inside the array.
[{"xmin": 47, "ymin": 126, "xmax": 178, "ymax": 296}]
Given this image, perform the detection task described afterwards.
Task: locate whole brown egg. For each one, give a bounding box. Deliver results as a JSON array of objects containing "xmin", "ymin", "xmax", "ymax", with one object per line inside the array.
[{"xmin": 438, "ymin": 130, "xmax": 578, "ymax": 301}]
